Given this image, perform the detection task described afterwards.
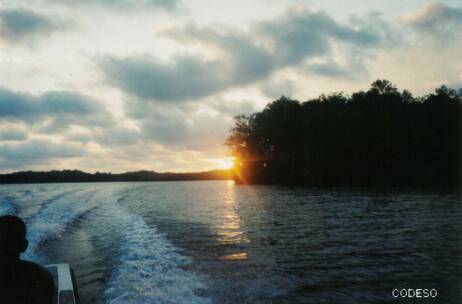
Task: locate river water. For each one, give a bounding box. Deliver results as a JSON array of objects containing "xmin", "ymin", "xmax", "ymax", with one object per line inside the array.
[{"xmin": 0, "ymin": 181, "xmax": 460, "ymax": 303}]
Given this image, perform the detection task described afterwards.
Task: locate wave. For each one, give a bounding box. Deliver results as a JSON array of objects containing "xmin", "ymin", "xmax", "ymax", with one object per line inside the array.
[
  {"xmin": 23, "ymin": 187, "xmax": 102, "ymax": 262},
  {"xmin": 103, "ymin": 202, "xmax": 212, "ymax": 304},
  {"xmin": 3, "ymin": 184, "xmax": 212, "ymax": 303},
  {"xmin": 0, "ymin": 196, "xmax": 17, "ymax": 215}
]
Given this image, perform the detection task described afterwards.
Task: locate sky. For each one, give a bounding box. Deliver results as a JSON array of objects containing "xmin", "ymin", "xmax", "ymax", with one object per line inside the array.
[{"xmin": 0, "ymin": 0, "xmax": 460, "ymax": 173}]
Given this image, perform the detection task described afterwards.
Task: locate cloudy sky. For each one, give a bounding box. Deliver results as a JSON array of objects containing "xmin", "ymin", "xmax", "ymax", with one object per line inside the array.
[{"xmin": 0, "ymin": 0, "xmax": 460, "ymax": 173}]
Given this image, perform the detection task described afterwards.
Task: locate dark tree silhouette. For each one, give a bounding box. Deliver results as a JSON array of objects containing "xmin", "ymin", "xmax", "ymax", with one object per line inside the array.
[
  {"xmin": 0, "ymin": 169, "xmax": 232, "ymax": 184},
  {"xmin": 227, "ymin": 80, "xmax": 461, "ymax": 187}
]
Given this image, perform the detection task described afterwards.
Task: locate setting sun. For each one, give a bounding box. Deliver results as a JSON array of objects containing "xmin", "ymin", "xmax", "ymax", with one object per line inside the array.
[{"xmin": 216, "ymin": 157, "xmax": 236, "ymax": 170}]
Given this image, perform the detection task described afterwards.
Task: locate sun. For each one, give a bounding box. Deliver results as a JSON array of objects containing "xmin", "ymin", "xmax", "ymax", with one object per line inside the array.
[{"xmin": 216, "ymin": 157, "xmax": 236, "ymax": 170}]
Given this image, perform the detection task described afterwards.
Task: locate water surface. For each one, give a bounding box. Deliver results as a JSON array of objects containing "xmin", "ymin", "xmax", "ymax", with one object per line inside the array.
[{"xmin": 0, "ymin": 181, "xmax": 460, "ymax": 303}]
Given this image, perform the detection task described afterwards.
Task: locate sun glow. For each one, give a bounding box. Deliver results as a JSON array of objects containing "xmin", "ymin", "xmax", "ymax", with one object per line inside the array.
[{"xmin": 216, "ymin": 157, "xmax": 236, "ymax": 170}]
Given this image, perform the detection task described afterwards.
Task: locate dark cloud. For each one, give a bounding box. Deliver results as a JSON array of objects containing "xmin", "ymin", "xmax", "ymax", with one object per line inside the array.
[
  {"xmin": 257, "ymin": 9, "xmax": 381, "ymax": 66},
  {"xmin": 305, "ymin": 62, "xmax": 350, "ymax": 77},
  {"xmin": 403, "ymin": 2, "xmax": 462, "ymax": 35},
  {"xmin": 100, "ymin": 7, "xmax": 393, "ymax": 102},
  {"xmin": 177, "ymin": 26, "xmax": 275, "ymax": 84},
  {"xmin": 0, "ymin": 9, "xmax": 63, "ymax": 43},
  {"xmin": 302, "ymin": 51, "xmax": 368, "ymax": 79},
  {"xmin": 0, "ymin": 128, "xmax": 28, "ymax": 141},
  {"xmin": 100, "ymin": 24, "xmax": 275, "ymax": 102},
  {"xmin": 0, "ymin": 139, "xmax": 86, "ymax": 170},
  {"xmin": 0, "ymin": 139, "xmax": 84, "ymax": 160},
  {"xmin": 0, "ymin": 88, "xmax": 112, "ymax": 130},
  {"xmin": 100, "ymin": 55, "xmax": 230, "ymax": 102}
]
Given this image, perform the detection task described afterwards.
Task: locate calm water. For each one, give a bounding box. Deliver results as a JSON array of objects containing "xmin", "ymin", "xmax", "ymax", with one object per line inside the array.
[{"xmin": 0, "ymin": 181, "xmax": 460, "ymax": 303}]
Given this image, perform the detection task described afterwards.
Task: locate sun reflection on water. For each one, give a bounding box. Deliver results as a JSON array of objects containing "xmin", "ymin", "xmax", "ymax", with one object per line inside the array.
[
  {"xmin": 219, "ymin": 252, "xmax": 248, "ymax": 261},
  {"xmin": 216, "ymin": 180, "xmax": 249, "ymax": 260}
]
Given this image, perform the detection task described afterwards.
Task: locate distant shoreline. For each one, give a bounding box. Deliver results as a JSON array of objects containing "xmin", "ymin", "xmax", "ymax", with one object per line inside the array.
[
  {"xmin": 0, "ymin": 170, "xmax": 459, "ymax": 192},
  {"xmin": 0, "ymin": 169, "xmax": 232, "ymax": 184}
]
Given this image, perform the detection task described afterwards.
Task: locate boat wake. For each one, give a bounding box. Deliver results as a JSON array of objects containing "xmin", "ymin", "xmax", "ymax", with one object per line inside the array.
[
  {"xmin": 1, "ymin": 185, "xmax": 212, "ymax": 304},
  {"xmin": 102, "ymin": 201, "xmax": 211, "ymax": 304},
  {"xmin": 0, "ymin": 196, "xmax": 16, "ymax": 215},
  {"xmin": 23, "ymin": 188, "xmax": 100, "ymax": 262}
]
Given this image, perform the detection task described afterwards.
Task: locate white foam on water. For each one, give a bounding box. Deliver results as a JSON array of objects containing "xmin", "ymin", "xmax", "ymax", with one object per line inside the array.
[
  {"xmin": 103, "ymin": 203, "xmax": 212, "ymax": 304},
  {"xmin": 3, "ymin": 184, "xmax": 212, "ymax": 303},
  {"xmin": 0, "ymin": 197, "xmax": 16, "ymax": 215},
  {"xmin": 22, "ymin": 187, "xmax": 102, "ymax": 262}
]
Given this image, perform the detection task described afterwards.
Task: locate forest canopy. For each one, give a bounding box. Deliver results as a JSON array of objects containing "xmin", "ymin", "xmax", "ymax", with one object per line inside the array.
[{"xmin": 226, "ymin": 80, "xmax": 461, "ymax": 187}]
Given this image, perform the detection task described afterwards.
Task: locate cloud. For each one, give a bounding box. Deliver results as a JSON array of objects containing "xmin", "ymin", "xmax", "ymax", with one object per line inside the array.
[
  {"xmin": 0, "ymin": 87, "xmax": 112, "ymax": 131},
  {"xmin": 257, "ymin": 8, "xmax": 383, "ymax": 66},
  {"xmin": 0, "ymin": 127, "xmax": 28, "ymax": 141},
  {"xmin": 261, "ymin": 78, "xmax": 295, "ymax": 99},
  {"xmin": 302, "ymin": 50, "xmax": 368, "ymax": 79},
  {"xmin": 402, "ymin": 2, "xmax": 462, "ymax": 36},
  {"xmin": 0, "ymin": 139, "xmax": 87, "ymax": 170},
  {"xmin": 92, "ymin": 125, "xmax": 142, "ymax": 146},
  {"xmin": 47, "ymin": 0, "xmax": 181, "ymax": 11},
  {"xmin": 97, "ymin": 6, "xmax": 396, "ymax": 156},
  {"xmin": 138, "ymin": 105, "xmax": 230, "ymax": 151},
  {"xmin": 171, "ymin": 25, "xmax": 275, "ymax": 84},
  {"xmin": 100, "ymin": 55, "xmax": 231, "ymax": 102},
  {"xmin": 100, "ymin": 7, "xmax": 393, "ymax": 102},
  {"xmin": 0, "ymin": 139, "xmax": 84, "ymax": 160},
  {"xmin": 305, "ymin": 62, "xmax": 350, "ymax": 77},
  {"xmin": 0, "ymin": 9, "xmax": 65, "ymax": 44},
  {"xmin": 209, "ymin": 98, "xmax": 259, "ymax": 116}
]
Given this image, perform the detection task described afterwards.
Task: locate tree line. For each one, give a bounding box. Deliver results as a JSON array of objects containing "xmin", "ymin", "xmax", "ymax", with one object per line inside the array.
[
  {"xmin": 0, "ymin": 169, "xmax": 232, "ymax": 184},
  {"xmin": 226, "ymin": 80, "xmax": 461, "ymax": 188}
]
